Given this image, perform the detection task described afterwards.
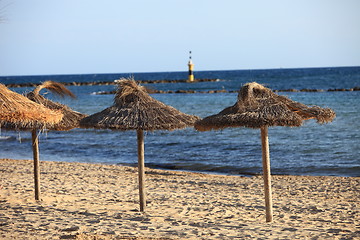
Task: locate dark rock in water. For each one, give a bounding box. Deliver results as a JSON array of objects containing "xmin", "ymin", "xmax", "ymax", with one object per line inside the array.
[
  {"xmin": 175, "ymin": 90, "xmax": 187, "ymax": 93},
  {"xmin": 214, "ymin": 89, "xmax": 227, "ymax": 93},
  {"xmin": 275, "ymin": 89, "xmax": 299, "ymax": 92},
  {"xmin": 328, "ymin": 88, "xmax": 347, "ymax": 92},
  {"xmin": 300, "ymin": 88, "xmax": 323, "ymax": 92},
  {"xmin": 62, "ymin": 226, "xmax": 80, "ymax": 232}
]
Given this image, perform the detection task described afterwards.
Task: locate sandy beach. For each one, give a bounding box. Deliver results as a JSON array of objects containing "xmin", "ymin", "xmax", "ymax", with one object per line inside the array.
[{"xmin": 0, "ymin": 158, "xmax": 359, "ymax": 239}]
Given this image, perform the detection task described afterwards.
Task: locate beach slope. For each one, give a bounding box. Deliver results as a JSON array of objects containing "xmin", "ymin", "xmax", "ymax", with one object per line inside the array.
[{"xmin": 0, "ymin": 159, "xmax": 359, "ymax": 239}]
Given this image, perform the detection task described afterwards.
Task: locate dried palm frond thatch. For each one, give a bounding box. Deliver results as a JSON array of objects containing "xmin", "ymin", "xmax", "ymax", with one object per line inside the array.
[
  {"xmin": 33, "ymin": 80, "xmax": 76, "ymax": 98},
  {"xmin": 27, "ymin": 81, "xmax": 87, "ymax": 131},
  {"xmin": 26, "ymin": 81, "xmax": 86, "ymax": 200},
  {"xmin": 194, "ymin": 82, "xmax": 336, "ymax": 223},
  {"xmin": 195, "ymin": 82, "xmax": 335, "ymax": 131},
  {"xmin": 80, "ymin": 78, "xmax": 199, "ymax": 130},
  {"xmin": 0, "ymin": 83, "xmax": 63, "ymax": 130},
  {"xmin": 1, "ymin": 83, "xmax": 66, "ymax": 201},
  {"xmin": 80, "ymin": 78, "xmax": 199, "ymax": 212}
]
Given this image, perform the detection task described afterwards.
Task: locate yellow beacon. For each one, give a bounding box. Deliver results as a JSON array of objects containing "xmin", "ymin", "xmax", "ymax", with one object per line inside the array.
[{"xmin": 188, "ymin": 51, "xmax": 194, "ymax": 82}]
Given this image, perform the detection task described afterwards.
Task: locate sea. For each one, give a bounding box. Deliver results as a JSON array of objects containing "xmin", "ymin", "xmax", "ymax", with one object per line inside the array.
[{"xmin": 1, "ymin": 67, "xmax": 359, "ymax": 177}]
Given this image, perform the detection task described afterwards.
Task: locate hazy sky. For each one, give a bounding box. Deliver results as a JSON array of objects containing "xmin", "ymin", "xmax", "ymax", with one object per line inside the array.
[{"xmin": 1, "ymin": 0, "xmax": 359, "ymax": 76}]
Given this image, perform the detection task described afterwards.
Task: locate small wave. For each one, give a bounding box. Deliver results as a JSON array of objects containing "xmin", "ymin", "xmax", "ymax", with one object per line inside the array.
[
  {"xmin": 0, "ymin": 136, "xmax": 15, "ymax": 141},
  {"xmin": 90, "ymin": 91, "xmax": 106, "ymax": 95}
]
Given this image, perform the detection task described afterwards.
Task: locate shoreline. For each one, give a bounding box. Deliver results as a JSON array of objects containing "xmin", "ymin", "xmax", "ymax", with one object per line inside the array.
[
  {"xmin": 1, "ymin": 158, "xmax": 359, "ymax": 239},
  {"xmin": 106, "ymin": 162, "xmax": 358, "ymax": 178},
  {"xmin": 3, "ymin": 157, "xmax": 357, "ymax": 178}
]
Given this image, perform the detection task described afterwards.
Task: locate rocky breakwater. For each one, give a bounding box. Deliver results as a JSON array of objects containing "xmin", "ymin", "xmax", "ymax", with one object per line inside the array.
[
  {"xmin": 5, "ymin": 78, "xmax": 220, "ymax": 88},
  {"xmin": 94, "ymin": 87, "xmax": 360, "ymax": 95}
]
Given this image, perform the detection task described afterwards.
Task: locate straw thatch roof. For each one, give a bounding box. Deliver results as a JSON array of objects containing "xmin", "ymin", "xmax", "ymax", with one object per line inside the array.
[
  {"xmin": 27, "ymin": 81, "xmax": 87, "ymax": 131},
  {"xmin": 80, "ymin": 79, "xmax": 199, "ymax": 130},
  {"xmin": 195, "ymin": 82, "xmax": 336, "ymax": 131},
  {"xmin": 0, "ymin": 83, "xmax": 63, "ymax": 130}
]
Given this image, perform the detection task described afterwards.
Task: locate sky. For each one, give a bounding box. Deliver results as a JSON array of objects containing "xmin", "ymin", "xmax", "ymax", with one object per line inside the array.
[{"xmin": 0, "ymin": 0, "xmax": 360, "ymax": 76}]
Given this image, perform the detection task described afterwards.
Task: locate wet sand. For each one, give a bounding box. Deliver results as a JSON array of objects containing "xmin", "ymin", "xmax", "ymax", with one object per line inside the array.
[{"xmin": 0, "ymin": 158, "xmax": 359, "ymax": 239}]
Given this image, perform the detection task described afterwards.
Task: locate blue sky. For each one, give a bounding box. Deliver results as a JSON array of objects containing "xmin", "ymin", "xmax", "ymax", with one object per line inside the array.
[{"xmin": 1, "ymin": 0, "xmax": 359, "ymax": 76}]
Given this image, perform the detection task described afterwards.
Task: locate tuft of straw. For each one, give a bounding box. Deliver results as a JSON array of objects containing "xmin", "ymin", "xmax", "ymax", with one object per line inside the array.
[{"xmin": 33, "ymin": 81, "xmax": 76, "ymax": 98}]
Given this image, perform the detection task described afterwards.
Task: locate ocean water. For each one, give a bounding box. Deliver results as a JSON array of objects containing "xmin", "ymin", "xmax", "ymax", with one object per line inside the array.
[{"xmin": 1, "ymin": 67, "xmax": 359, "ymax": 177}]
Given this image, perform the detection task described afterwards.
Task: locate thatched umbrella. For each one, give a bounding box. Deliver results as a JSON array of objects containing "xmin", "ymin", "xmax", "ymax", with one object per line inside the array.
[
  {"xmin": 25, "ymin": 81, "xmax": 87, "ymax": 200},
  {"xmin": 195, "ymin": 82, "xmax": 335, "ymax": 222},
  {"xmin": 0, "ymin": 83, "xmax": 63, "ymax": 129},
  {"xmin": 1, "ymin": 83, "xmax": 64, "ymax": 200},
  {"xmin": 80, "ymin": 79, "xmax": 199, "ymax": 211}
]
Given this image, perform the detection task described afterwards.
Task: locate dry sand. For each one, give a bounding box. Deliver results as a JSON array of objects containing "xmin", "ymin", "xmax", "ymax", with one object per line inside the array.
[{"xmin": 0, "ymin": 158, "xmax": 359, "ymax": 239}]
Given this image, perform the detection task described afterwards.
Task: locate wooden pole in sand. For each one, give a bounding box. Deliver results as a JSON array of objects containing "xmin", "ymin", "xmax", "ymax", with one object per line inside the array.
[
  {"xmin": 137, "ymin": 129, "xmax": 146, "ymax": 212},
  {"xmin": 261, "ymin": 126, "xmax": 273, "ymax": 222},
  {"xmin": 32, "ymin": 129, "xmax": 40, "ymax": 201}
]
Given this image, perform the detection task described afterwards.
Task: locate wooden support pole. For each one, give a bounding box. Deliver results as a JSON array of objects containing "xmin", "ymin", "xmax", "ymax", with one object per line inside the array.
[
  {"xmin": 32, "ymin": 129, "xmax": 40, "ymax": 201},
  {"xmin": 137, "ymin": 129, "xmax": 146, "ymax": 212},
  {"xmin": 261, "ymin": 126, "xmax": 273, "ymax": 222}
]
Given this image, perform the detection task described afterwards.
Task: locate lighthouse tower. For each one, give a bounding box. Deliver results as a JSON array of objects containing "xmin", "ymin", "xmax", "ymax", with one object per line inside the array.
[{"xmin": 188, "ymin": 51, "xmax": 194, "ymax": 82}]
